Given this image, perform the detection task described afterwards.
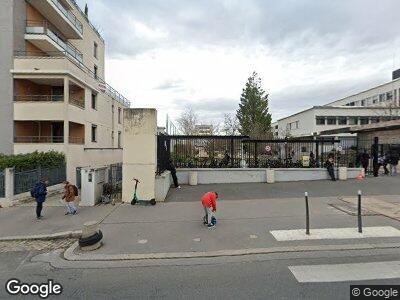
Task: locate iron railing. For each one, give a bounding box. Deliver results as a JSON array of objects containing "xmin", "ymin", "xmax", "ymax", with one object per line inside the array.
[
  {"xmin": 14, "ymin": 165, "xmax": 66, "ymax": 195},
  {"xmin": 26, "ymin": 20, "xmax": 83, "ymax": 63},
  {"xmin": 49, "ymin": 0, "xmax": 83, "ymax": 34},
  {"xmin": 68, "ymin": 136, "xmax": 85, "ymax": 144},
  {"xmin": 157, "ymin": 135, "xmax": 361, "ymax": 172},
  {"xmin": 14, "ymin": 136, "xmax": 64, "ymax": 143},
  {"xmin": 14, "ymin": 95, "xmax": 63, "ymax": 102},
  {"xmin": 69, "ymin": 97, "xmax": 85, "ymax": 108},
  {"xmin": 14, "ymin": 51, "xmax": 131, "ymax": 108},
  {"xmin": 0, "ymin": 171, "xmax": 5, "ymax": 198}
]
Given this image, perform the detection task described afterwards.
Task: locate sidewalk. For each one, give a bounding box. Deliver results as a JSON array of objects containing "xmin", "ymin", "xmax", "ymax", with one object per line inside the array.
[{"xmin": 67, "ymin": 195, "xmax": 400, "ymax": 258}]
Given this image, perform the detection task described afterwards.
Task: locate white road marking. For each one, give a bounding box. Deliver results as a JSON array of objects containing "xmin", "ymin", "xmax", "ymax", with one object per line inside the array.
[
  {"xmin": 289, "ymin": 260, "xmax": 400, "ymax": 283},
  {"xmin": 193, "ymin": 238, "xmax": 201, "ymax": 242},
  {"xmin": 137, "ymin": 239, "xmax": 148, "ymax": 244},
  {"xmin": 270, "ymin": 226, "xmax": 400, "ymax": 241},
  {"xmin": 249, "ymin": 235, "xmax": 258, "ymax": 239}
]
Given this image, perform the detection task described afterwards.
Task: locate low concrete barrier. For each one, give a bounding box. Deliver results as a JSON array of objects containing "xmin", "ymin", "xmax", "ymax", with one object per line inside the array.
[
  {"xmin": 176, "ymin": 168, "xmax": 364, "ymax": 184},
  {"xmin": 155, "ymin": 171, "xmax": 171, "ymax": 202}
]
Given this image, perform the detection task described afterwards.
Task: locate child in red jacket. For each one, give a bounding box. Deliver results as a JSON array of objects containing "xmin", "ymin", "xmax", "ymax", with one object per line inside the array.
[{"xmin": 201, "ymin": 191, "xmax": 218, "ymax": 228}]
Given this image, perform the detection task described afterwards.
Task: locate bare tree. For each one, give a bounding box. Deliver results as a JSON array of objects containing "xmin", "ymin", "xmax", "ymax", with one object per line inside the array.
[
  {"xmin": 177, "ymin": 107, "xmax": 198, "ymax": 135},
  {"xmin": 222, "ymin": 113, "xmax": 240, "ymax": 135}
]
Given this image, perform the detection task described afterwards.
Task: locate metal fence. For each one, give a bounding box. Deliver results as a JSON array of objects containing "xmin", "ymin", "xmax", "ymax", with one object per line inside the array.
[
  {"xmin": 157, "ymin": 135, "xmax": 360, "ymax": 173},
  {"xmin": 0, "ymin": 171, "xmax": 4, "ymax": 198},
  {"xmin": 14, "ymin": 165, "xmax": 66, "ymax": 195}
]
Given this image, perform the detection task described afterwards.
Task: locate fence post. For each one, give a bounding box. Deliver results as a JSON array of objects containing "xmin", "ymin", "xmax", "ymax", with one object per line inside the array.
[
  {"xmin": 305, "ymin": 192, "xmax": 310, "ymax": 235},
  {"xmin": 230, "ymin": 138, "xmax": 234, "ymax": 168},
  {"xmin": 315, "ymin": 141, "xmax": 319, "ymax": 167},
  {"xmin": 2, "ymin": 168, "xmax": 14, "ymax": 207},
  {"xmin": 358, "ymin": 190, "xmax": 362, "ymax": 233},
  {"xmin": 372, "ymin": 137, "xmax": 379, "ymax": 177},
  {"xmin": 254, "ymin": 141, "xmax": 258, "ymax": 167}
]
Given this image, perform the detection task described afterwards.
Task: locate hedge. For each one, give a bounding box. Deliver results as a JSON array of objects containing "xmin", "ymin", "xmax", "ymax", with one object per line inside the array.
[{"xmin": 0, "ymin": 151, "xmax": 65, "ymax": 171}]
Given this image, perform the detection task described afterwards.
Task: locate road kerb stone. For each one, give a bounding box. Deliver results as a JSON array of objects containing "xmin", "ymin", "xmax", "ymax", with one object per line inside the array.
[
  {"xmin": 0, "ymin": 230, "xmax": 82, "ymax": 242},
  {"xmin": 63, "ymin": 242, "xmax": 400, "ymax": 261}
]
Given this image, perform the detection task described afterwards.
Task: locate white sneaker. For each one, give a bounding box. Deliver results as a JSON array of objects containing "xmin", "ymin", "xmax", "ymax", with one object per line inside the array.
[{"xmin": 177, "ymin": 186, "xmax": 181, "ymax": 189}]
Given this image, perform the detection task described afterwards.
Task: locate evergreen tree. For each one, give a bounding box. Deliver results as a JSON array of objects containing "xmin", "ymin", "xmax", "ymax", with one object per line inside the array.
[{"xmin": 236, "ymin": 72, "xmax": 272, "ymax": 138}]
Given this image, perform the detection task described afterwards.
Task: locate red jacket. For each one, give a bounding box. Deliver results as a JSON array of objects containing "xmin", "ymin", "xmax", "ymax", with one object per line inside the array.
[{"xmin": 201, "ymin": 192, "xmax": 217, "ymax": 210}]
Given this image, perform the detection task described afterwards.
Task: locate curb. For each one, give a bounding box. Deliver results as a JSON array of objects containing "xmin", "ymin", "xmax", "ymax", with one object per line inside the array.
[
  {"xmin": 0, "ymin": 230, "xmax": 82, "ymax": 242},
  {"xmin": 63, "ymin": 242, "xmax": 400, "ymax": 261}
]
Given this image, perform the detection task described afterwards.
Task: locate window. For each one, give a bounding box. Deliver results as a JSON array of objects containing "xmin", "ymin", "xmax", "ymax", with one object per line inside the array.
[
  {"xmin": 386, "ymin": 91, "xmax": 393, "ymax": 101},
  {"xmin": 91, "ymin": 124, "xmax": 97, "ymax": 142},
  {"xmin": 327, "ymin": 117, "xmax": 336, "ymax": 125},
  {"xmin": 338, "ymin": 117, "xmax": 347, "ymax": 125},
  {"xmin": 118, "ymin": 107, "xmax": 122, "ymax": 124},
  {"xmin": 295, "ymin": 121, "xmax": 299, "ymax": 129},
  {"xmin": 316, "ymin": 117, "xmax": 325, "ymax": 125},
  {"xmin": 348, "ymin": 117, "xmax": 358, "ymax": 125},
  {"xmin": 112, "ymin": 104, "xmax": 114, "ymax": 113},
  {"xmin": 394, "ymin": 89, "xmax": 397, "ymax": 102},
  {"xmin": 94, "ymin": 42, "xmax": 98, "ymax": 58},
  {"xmin": 370, "ymin": 117, "xmax": 379, "ymax": 124},
  {"xmin": 360, "ymin": 117, "xmax": 369, "ymax": 125},
  {"xmin": 379, "ymin": 93, "xmax": 385, "ymax": 102},
  {"xmin": 361, "ymin": 100, "xmax": 366, "ymax": 106},
  {"xmin": 111, "ymin": 131, "xmax": 114, "ymax": 145},
  {"xmin": 91, "ymin": 93, "xmax": 97, "ymax": 109},
  {"xmin": 94, "ymin": 65, "xmax": 98, "ymax": 79},
  {"xmin": 349, "ymin": 102, "xmax": 355, "ymax": 106},
  {"xmin": 118, "ymin": 131, "xmax": 121, "ymax": 148}
]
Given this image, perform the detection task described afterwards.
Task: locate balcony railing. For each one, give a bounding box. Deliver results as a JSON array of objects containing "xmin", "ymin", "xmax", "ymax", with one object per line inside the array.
[
  {"xmin": 14, "ymin": 51, "xmax": 131, "ymax": 107},
  {"xmin": 69, "ymin": 136, "xmax": 85, "ymax": 144},
  {"xmin": 14, "ymin": 95, "xmax": 63, "ymax": 102},
  {"xmin": 69, "ymin": 97, "xmax": 85, "ymax": 109},
  {"xmin": 26, "ymin": 20, "xmax": 83, "ymax": 63},
  {"xmin": 14, "ymin": 136, "xmax": 64, "ymax": 143},
  {"xmin": 50, "ymin": 0, "xmax": 83, "ymax": 34}
]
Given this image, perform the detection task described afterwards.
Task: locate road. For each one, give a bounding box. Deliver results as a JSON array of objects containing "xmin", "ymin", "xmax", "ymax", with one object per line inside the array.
[{"xmin": 1, "ymin": 247, "xmax": 400, "ymax": 299}]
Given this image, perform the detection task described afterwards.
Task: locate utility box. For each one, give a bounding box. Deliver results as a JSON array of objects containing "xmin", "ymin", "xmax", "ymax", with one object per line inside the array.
[{"xmin": 80, "ymin": 167, "xmax": 108, "ymax": 206}]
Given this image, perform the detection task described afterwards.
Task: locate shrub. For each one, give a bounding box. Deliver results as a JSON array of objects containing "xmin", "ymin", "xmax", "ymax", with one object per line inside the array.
[{"xmin": 0, "ymin": 151, "xmax": 65, "ymax": 171}]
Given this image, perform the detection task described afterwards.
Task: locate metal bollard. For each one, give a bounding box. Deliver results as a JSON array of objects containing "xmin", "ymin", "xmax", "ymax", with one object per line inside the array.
[
  {"xmin": 358, "ymin": 190, "xmax": 362, "ymax": 233},
  {"xmin": 305, "ymin": 192, "xmax": 310, "ymax": 235}
]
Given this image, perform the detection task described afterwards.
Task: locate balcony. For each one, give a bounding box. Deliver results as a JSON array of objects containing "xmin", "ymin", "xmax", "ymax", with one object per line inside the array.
[
  {"xmin": 14, "ymin": 121, "xmax": 64, "ymax": 144},
  {"xmin": 25, "ymin": 21, "xmax": 83, "ymax": 64},
  {"xmin": 26, "ymin": 0, "xmax": 83, "ymax": 39},
  {"xmin": 69, "ymin": 122, "xmax": 85, "ymax": 144}
]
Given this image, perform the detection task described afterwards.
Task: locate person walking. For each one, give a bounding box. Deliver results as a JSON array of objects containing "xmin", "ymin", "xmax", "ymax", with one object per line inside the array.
[
  {"xmin": 201, "ymin": 191, "xmax": 218, "ymax": 229},
  {"xmin": 389, "ymin": 150, "xmax": 399, "ymax": 176},
  {"xmin": 65, "ymin": 184, "xmax": 78, "ymax": 215},
  {"xmin": 166, "ymin": 159, "xmax": 181, "ymax": 189},
  {"xmin": 360, "ymin": 150, "xmax": 370, "ymax": 176},
  {"xmin": 31, "ymin": 178, "xmax": 48, "ymax": 220},
  {"xmin": 325, "ymin": 154, "xmax": 336, "ymax": 181}
]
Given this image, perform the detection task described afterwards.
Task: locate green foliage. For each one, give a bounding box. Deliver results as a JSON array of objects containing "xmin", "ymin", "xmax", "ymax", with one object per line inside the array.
[
  {"xmin": 236, "ymin": 72, "xmax": 272, "ymax": 138},
  {"xmin": 0, "ymin": 151, "xmax": 65, "ymax": 171}
]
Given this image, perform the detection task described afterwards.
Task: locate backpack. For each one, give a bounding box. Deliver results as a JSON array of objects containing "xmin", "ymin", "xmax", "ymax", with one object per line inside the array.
[
  {"xmin": 72, "ymin": 185, "xmax": 79, "ymax": 196},
  {"xmin": 30, "ymin": 187, "xmax": 36, "ymax": 198}
]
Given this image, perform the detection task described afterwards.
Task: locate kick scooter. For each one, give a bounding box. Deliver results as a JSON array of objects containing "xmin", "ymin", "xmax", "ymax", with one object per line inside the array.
[{"xmin": 131, "ymin": 178, "xmax": 156, "ymax": 206}]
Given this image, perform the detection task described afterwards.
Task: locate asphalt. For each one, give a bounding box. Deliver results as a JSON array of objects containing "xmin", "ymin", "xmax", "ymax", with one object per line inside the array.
[
  {"xmin": 2, "ymin": 248, "xmax": 400, "ymax": 299},
  {"xmin": 166, "ymin": 176, "xmax": 400, "ymax": 202}
]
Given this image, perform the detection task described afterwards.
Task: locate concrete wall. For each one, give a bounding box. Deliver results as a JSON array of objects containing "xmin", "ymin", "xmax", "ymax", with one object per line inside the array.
[
  {"xmin": 155, "ymin": 171, "xmax": 172, "ymax": 202},
  {"xmin": 176, "ymin": 168, "xmax": 363, "ymax": 184},
  {"xmin": 359, "ymin": 129, "xmax": 400, "ymax": 145},
  {"xmin": 122, "ymin": 109, "xmax": 157, "ymax": 202}
]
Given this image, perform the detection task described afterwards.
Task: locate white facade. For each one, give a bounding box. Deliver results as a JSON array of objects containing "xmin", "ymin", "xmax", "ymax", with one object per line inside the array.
[
  {"xmin": 1, "ymin": 0, "xmax": 130, "ymax": 182},
  {"xmin": 275, "ymin": 73, "xmax": 400, "ymax": 138}
]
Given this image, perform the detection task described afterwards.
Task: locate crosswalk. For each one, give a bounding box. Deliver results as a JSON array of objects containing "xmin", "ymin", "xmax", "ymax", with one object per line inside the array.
[{"xmin": 289, "ymin": 260, "xmax": 400, "ymax": 283}]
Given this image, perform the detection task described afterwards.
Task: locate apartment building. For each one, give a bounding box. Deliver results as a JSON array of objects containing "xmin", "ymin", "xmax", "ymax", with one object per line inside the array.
[
  {"xmin": 273, "ymin": 71, "xmax": 400, "ymax": 138},
  {"xmin": 0, "ymin": 0, "xmax": 130, "ymax": 182},
  {"xmin": 194, "ymin": 125, "xmax": 214, "ymax": 135}
]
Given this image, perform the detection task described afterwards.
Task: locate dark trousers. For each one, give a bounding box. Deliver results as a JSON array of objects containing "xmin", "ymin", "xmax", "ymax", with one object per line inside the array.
[
  {"xmin": 36, "ymin": 201, "xmax": 43, "ymax": 218},
  {"xmin": 373, "ymin": 162, "xmax": 379, "ymax": 177},
  {"xmin": 327, "ymin": 166, "xmax": 336, "ymax": 181},
  {"xmin": 171, "ymin": 171, "xmax": 179, "ymax": 187},
  {"xmin": 362, "ymin": 165, "xmax": 368, "ymax": 176}
]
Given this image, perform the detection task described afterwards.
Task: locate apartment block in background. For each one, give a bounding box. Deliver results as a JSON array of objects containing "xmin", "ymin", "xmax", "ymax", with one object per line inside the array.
[{"xmin": 0, "ymin": 0, "xmax": 131, "ymax": 182}]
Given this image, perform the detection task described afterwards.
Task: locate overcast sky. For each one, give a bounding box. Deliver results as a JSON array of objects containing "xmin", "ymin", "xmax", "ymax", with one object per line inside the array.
[{"xmin": 76, "ymin": 0, "xmax": 400, "ymax": 126}]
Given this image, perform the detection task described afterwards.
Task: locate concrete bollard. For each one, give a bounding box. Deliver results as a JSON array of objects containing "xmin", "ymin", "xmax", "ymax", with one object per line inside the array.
[
  {"xmin": 266, "ymin": 169, "xmax": 275, "ymax": 184},
  {"xmin": 79, "ymin": 221, "xmax": 103, "ymax": 251},
  {"xmin": 189, "ymin": 171, "xmax": 198, "ymax": 186},
  {"xmin": 338, "ymin": 167, "xmax": 347, "ymax": 181}
]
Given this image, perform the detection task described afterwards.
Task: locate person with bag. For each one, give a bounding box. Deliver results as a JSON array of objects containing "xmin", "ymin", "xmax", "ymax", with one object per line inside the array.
[{"xmin": 31, "ymin": 177, "xmax": 49, "ymax": 220}]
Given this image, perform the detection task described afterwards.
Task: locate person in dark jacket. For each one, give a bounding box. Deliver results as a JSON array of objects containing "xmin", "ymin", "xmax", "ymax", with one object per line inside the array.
[
  {"xmin": 166, "ymin": 159, "xmax": 181, "ymax": 189},
  {"xmin": 325, "ymin": 154, "xmax": 336, "ymax": 181},
  {"xmin": 360, "ymin": 150, "xmax": 370, "ymax": 176},
  {"xmin": 32, "ymin": 178, "xmax": 48, "ymax": 220},
  {"xmin": 389, "ymin": 150, "xmax": 399, "ymax": 176}
]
